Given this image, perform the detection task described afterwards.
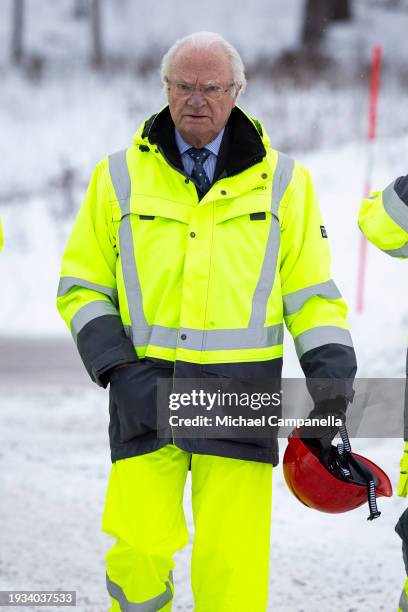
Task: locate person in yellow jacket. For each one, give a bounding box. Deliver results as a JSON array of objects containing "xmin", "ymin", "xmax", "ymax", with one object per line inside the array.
[
  {"xmin": 358, "ymin": 176, "xmax": 408, "ymax": 612},
  {"xmin": 57, "ymin": 32, "xmax": 357, "ymax": 612},
  {"xmin": 0, "ymin": 218, "xmax": 3, "ymax": 251}
]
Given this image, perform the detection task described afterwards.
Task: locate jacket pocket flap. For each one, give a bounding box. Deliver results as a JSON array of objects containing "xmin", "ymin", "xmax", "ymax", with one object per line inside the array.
[
  {"xmin": 111, "ymin": 195, "xmax": 193, "ymax": 224},
  {"xmin": 215, "ymin": 194, "xmax": 274, "ymax": 224}
]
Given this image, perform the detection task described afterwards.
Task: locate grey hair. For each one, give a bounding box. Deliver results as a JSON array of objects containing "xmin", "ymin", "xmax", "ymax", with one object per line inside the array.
[{"xmin": 160, "ymin": 31, "xmax": 247, "ymax": 98}]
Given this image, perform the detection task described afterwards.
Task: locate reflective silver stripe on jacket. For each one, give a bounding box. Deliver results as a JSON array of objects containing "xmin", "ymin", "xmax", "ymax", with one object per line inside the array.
[
  {"xmin": 382, "ymin": 244, "xmax": 408, "ymax": 259},
  {"xmin": 294, "ymin": 326, "xmax": 353, "ymax": 359},
  {"xmin": 248, "ymin": 152, "xmax": 294, "ymax": 329},
  {"xmin": 106, "ymin": 571, "xmax": 173, "ymax": 611},
  {"xmin": 124, "ymin": 323, "xmax": 283, "ymax": 351},
  {"xmin": 71, "ymin": 300, "xmax": 119, "ymax": 342},
  {"xmin": 283, "ymin": 279, "xmax": 342, "ymax": 316},
  {"xmin": 383, "ymin": 181, "xmax": 408, "ymax": 233},
  {"xmin": 58, "ymin": 276, "xmax": 118, "ymax": 305},
  {"xmin": 109, "ymin": 150, "xmax": 149, "ymax": 335},
  {"xmin": 108, "ymin": 149, "xmax": 292, "ymax": 352}
]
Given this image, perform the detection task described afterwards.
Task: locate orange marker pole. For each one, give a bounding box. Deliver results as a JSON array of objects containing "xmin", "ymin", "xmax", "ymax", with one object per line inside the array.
[{"xmin": 356, "ymin": 44, "xmax": 382, "ymax": 313}]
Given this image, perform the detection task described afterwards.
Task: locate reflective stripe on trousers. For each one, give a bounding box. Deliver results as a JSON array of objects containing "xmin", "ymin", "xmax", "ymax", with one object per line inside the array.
[
  {"xmin": 106, "ymin": 571, "xmax": 173, "ymax": 611},
  {"xmin": 108, "ymin": 149, "xmax": 294, "ymax": 353}
]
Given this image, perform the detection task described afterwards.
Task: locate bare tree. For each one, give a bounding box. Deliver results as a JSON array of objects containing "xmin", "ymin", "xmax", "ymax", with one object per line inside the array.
[
  {"xmin": 90, "ymin": 0, "xmax": 104, "ymax": 68},
  {"xmin": 302, "ymin": 0, "xmax": 352, "ymax": 51},
  {"xmin": 73, "ymin": 0, "xmax": 89, "ymax": 19},
  {"xmin": 11, "ymin": 0, "xmax": 25, "ymax": 65},
  {"xmin": 332, "ymin": 0, "xmax": 352, "ymax": 20}
]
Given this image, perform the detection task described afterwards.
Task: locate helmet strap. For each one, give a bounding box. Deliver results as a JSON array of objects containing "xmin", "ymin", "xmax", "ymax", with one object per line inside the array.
[{"xmin": 337, "ymin": 424, "xmax": 381, "ymax": 521}]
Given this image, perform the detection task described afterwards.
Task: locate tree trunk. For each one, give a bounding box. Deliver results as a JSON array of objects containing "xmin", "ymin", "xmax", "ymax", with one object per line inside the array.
[
  {"xmin": 73, "ymin": 0, "xmax": 89, "ymax": 19},
  {"xmin": 11, "ymin": 0, "xmax": 24, "ymax": 65},
  {"xmin": 90, "ymin": 0, "xmax": 103, "ymax": 68},
  {"xmin": 301, "ymin": 0, "xmax": 332, "ymax": 50},
  {"xmin": 331, "ymin": 0, "xmax": 352, "ymax": 21}
]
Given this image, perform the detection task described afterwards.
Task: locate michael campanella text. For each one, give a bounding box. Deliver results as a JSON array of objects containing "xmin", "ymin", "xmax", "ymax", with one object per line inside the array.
[{"xmin": 168, "ymin": 415, "xmax": 343, "ymax": 428}]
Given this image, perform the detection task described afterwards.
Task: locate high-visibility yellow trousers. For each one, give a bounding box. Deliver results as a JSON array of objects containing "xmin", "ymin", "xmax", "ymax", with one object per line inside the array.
[{"xmin": 101, "ymin": 443, "xmax": 273, "ymax": 611}]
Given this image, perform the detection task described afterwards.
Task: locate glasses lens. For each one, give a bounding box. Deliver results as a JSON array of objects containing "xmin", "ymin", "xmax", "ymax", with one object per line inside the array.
[
  {"xmin": 170, "ymin": 81, "xmax": 231, "ymax": 100},
  {"xmin": 202, "ymin": 85, "xmax": 223, "ymax": 100}
]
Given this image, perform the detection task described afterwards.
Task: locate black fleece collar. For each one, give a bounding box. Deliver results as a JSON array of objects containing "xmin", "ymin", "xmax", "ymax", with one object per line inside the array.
[{"xmin": 142, "ymin": 106, "xmax": 267, "ymax": 179}]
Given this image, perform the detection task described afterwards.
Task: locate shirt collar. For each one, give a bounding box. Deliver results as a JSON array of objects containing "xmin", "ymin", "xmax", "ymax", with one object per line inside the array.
[{"xmin": 175, "ymin": 127, "xmax": 225, "ymax": 156}]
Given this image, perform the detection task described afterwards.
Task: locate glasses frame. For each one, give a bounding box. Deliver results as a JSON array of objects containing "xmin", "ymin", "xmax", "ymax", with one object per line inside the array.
[{"xmin": 166, "ymin": 78, "xmax": 237, "ymax": 100}]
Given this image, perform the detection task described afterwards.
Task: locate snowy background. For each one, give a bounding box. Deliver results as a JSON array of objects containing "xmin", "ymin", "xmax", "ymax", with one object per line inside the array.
[{"xmin": 1, "ymin": 0, "xmax": 408, "ymax": 610}]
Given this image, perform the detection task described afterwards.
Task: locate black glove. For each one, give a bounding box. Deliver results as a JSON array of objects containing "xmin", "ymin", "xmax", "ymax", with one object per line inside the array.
[
  {"xmin": 108, "ymin": 358, "xmax": 173, "ymax": 443},
  {"xmin": 297, "ymin": 396, "xmax": 348, "ymax": 466},
  {"xmin": 99, "ymin": 359, "xmax": 139, "ymax": 388}
]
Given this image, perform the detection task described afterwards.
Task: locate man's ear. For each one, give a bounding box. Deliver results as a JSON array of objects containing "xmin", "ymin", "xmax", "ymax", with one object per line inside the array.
[{"xmin": 234, "ymin": 84, "xmax": 242, "ymax": 102}]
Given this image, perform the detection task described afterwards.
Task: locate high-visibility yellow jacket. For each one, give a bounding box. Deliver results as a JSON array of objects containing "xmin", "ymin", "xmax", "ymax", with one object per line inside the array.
[
  {"xmin": 0, "ymin": 218, "xmax": 3, "ymax": 251},
  {"xmin": 359, "ymin": 177, "xmax": 408, "ymax": 259},
  {"xmin": 57, "ymin": 105, "xmax": 356, "ymax": 463}
]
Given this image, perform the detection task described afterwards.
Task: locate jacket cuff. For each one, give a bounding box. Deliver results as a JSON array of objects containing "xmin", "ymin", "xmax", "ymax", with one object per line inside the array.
[
  {"xmin": 394, "ymin": 175, "xmax": 408, "ymax": 206},
  {"xmin": 76, "ymin": 314, "xmax": 138, "ymax": 388},
  {"xmin": 300, "ymin": 343, "xmax": 357, "ymax": 404}
]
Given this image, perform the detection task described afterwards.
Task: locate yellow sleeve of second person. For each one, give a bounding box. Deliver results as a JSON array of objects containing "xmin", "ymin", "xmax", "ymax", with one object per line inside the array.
[{"xmin": 359, "ymin": 179, "xmax": 408, "ymax": 258}]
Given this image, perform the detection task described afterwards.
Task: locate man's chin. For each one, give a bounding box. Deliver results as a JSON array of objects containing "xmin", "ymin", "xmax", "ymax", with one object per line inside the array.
[{"xmin": 180, "ymin": 127, "xmax": 211, "ymax": 142}]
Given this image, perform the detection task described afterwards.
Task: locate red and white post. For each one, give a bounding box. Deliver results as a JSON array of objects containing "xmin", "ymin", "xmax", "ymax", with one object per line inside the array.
[{"xmin": 356, "ymin": 44, "xmax": 382, "ymax": 313}]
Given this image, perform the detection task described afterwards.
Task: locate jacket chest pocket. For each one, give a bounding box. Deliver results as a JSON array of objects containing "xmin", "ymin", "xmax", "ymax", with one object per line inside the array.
[
  {"xmin": 213, "ymin": 203, "xmax": 276, "ymax": 278},
  {"xmin": 205, "ymin": 202, "xmax": 279, "ymax": 328},
  {"xmin": 111, "ymin": 196, "xmax": 193, "ymax": 325},
  {"xmin": 112, "ymin": 195, "xmax": 193, "ymax": 260}
]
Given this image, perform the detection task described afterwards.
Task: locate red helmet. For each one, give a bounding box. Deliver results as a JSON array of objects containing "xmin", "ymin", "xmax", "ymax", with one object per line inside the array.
[{"xmin": 283, "ymin": 430, "xmax": 392, "ymax": 518}]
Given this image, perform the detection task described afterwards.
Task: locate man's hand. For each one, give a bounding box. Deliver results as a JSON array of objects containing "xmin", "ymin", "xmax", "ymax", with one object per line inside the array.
[
  {"xmin": 398, "ymin": 441, "xmax": 408, "ymax": 497},
  {"xmin": 100, "ymin": 360, "xmax": 139, "ymax": 387},
  {"xmin": 296, "ymin": 397, "xmax": 348, "ymax": 466}
]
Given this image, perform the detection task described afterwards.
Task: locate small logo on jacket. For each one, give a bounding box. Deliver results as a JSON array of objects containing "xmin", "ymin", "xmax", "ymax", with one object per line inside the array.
[{"xmin": 320, "ymin": 225, "xmax": 328, "ymax": 238}]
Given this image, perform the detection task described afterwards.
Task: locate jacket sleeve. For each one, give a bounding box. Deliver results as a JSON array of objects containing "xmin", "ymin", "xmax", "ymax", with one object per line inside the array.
[
  {"xmin": 56, "ymin": 159, "xmax": 137, "ymax": 387},
  {"xmin": 279, "ymin": 163, "xmax": 357, "ymax": 403},
  {"xmin": 358, "ymin": 176, "xmax": 408, "ymax": 258}
]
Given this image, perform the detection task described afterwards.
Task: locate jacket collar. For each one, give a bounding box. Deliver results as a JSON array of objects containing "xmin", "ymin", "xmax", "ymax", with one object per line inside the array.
[{"xmin": 137, "ymin": 105, "xmax": 267, "ymax": 179}]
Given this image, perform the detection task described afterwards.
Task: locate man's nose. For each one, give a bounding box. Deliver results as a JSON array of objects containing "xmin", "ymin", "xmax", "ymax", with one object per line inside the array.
[{"xmin": 187, "ymin": 91, "xmax": 207, "ymax": 107}]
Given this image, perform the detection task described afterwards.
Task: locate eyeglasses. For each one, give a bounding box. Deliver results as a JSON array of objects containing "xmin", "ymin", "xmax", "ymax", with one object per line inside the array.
[{"xmin": 166, "ymin": 79, "xmax": 236, "ymax": 100}]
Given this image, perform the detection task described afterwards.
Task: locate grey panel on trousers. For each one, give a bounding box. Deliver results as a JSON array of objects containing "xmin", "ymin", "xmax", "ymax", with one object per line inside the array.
[{"xmin": 106, "ymin": 571, "xmax": 173, "ymax": 611}]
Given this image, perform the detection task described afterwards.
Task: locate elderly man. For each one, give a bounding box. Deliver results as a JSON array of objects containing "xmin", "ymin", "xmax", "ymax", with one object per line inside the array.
[{"xmin": 57, "ymin": 32, "xmax": 356, "ymax": 612}]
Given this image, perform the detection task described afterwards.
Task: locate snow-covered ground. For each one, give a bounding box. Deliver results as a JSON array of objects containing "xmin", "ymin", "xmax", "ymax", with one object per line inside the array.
[{"xmin": 0, "ymin": 386, "xmax": 405, "ymax": 611}]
